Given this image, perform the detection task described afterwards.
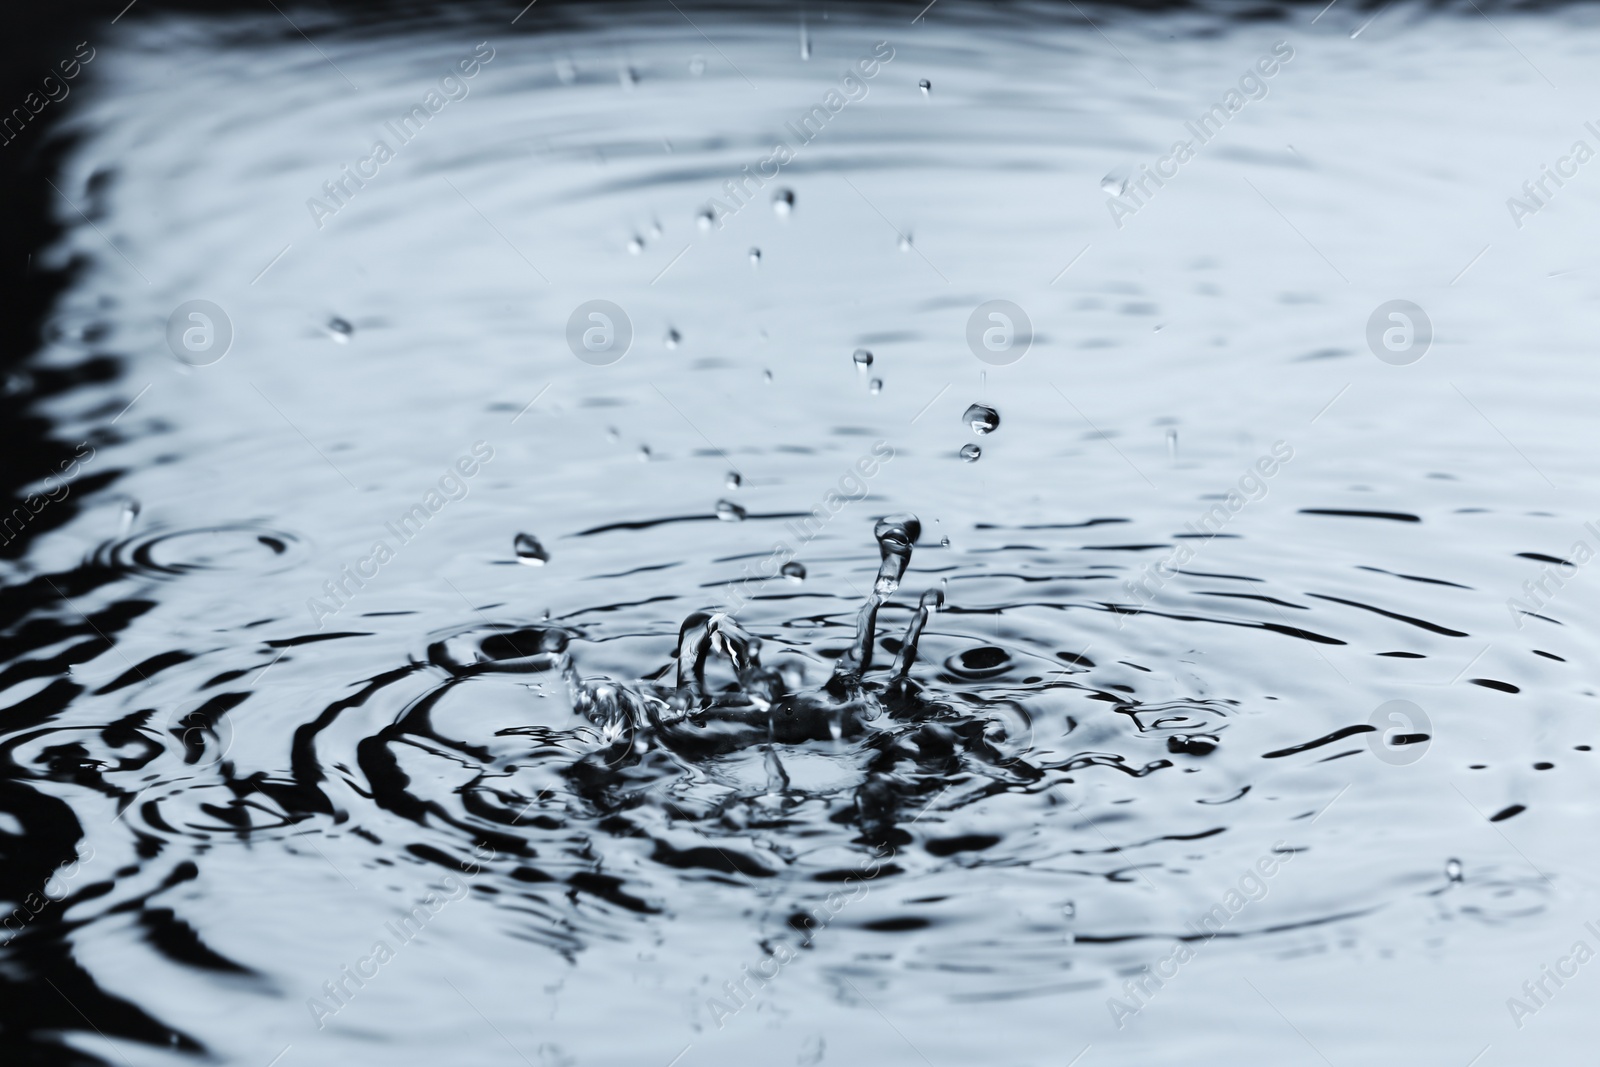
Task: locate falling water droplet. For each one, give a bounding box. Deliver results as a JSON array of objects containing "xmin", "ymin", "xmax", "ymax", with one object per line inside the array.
[
  {"xmin": 869, "ymin": 378, "xmax": 883, "ymax": 395},
  {"xmin": 763, "ymin": 369, "xmax": 773, "ymax": 383},
  {"xmin": 749, "ymin": 247, "xmax": 762, "ymax": 265},
  {"xmin": 919, "ymin": 78, "xmax": 931, "ymax": 95},
  {"xmin": 716, "ymin": 499, "xmax": 747, "ymax": 522},
  {"xmin": 852, "ymin": 348, "xmax": 874, "ymax": 371},
  {"xmin": 959, "ymin": 443, "xmax": 982, "ymax": 462},
  {"xmin": 963, "ymin": 403, "xmax": 1000, "ymax": 435},
  {"xmin": 620, "ymin": 66, "xmax": 638, "ymax": 89},
  {"xmin": 556, "ymin": 56, "xmax": 577, "ymax": 84},
  {"xmin": 627, "ymin": 236, "xmax": 644, "ymax": 255},
  {"xmin": 606, "ymin": 426, "xmax": 620, "ymax": 443},
  {"xmin": 664, "ymin": 328, "xmax": 681, "ymax": 349},
  {"xmin": 638, "ymin": 445, "xmax": 651, "ymax": 461},
  {"xmin": 650, "ymin": 219, "xmax": 663, "ymax": 238},
  {"xmin": 898, "ymin": 234, "xmax": 913, "ymax": 251},
  {"xmin": 773, "ymin": 188, "xmax": 795, "ymax": 215},
  {"xmin": 726, "ymin": 471, "xmax": 742, "ymax": 489},
  {"xmin": 1166, "ymin": 428, "xmax": 1178, "ymax": 465},
  {"xmin": 1100, "ymin": 168, "xmax": 1132, "ymax": 197},
  {"xmin": 696, "ymin": 209, "xmax": 715, "ymax": 230},
  {"xmin": 781, "ymin": 561, "xmax": 806, "ymax": 581},
  {"xmin": 1446, "ymin": 858, "xmax": 1464, "ymax": 882},
  {"xmin": 514, "ymin": 533, "xmax": 550, "ymax": 565},
  {"xmin": 689, "ymin": 55, "xmax": 706, "ymax": 76},
  {"xmin": 327, "ymin": 317, "xmax": 354, "ymax": 342},
  {"xmin": 118, "ymin": 500, "xmax": 141, "ymax": 535},
  {"xmin": 940, "ymin": 536, "xmax": 950, "ymax": 547}
]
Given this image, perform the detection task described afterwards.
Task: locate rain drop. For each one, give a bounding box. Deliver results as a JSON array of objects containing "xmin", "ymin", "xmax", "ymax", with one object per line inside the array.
[
  {"xmin": 773, "ymin": 189, "xmax": 795, "ymax": 215},
  {"xmin": 852, "ymin": 348, "xmax": 874, "ymax": 370},
  {"xmin": 689, "ymin": 55, "xmax": 706, "ymax": 76},
  {"xmin": 619, "ymin": 66, "xmax": 638, "ymax": 89},
  {"xmin": 638, "ymin": 445, "xmax": 652, "ymax": 461},
  {"xmin": 869, "ymin": 378, "xmax": 883, "ymax": 395},
  {"xmin": 696, "ymin": 209, "xmax": 715, "ymax": 230},
  {"xmin": 959, "ymin": 443, "xmax": 982, "ymax": 462},
  {"xmin": 749, "ymin": 247, "xmax": 761, "ymax": 265},
  {"xmin": 763, "ymin": 369, "xmax": 774, "ymax": 383},
  {"xmin": 716, "ymin": 499, "xmax": 747, "ymax": 522},
  {"xmin": 1166, "ymin": 428, "xmax": 1178, "ymax": 465},
  {"xmin": 327, "ymin": 317, "xmax": 354, "ymax": 343},
  {"xmin": 556, "ymin": 57, "xmax": 577, "ymax": 84},
  {"xmin": 514, "ymin": 533, "xmax": 549, "ymax": 566},
  {"xmin": 118, "ymin": 500, "xmax": 141, "ymax": 536},
  {"xmin": 940, "ymin": 536, "xmax": 950, "ymax": 547},
  {"xmin": 726, "ymin": 471, "xmax": 742, "ymax": 489},
  {"xmin": 963, "ymin": 403, "xmax": 1000, "ymax": 435},
  {"xmin": 665, "ymin": 328, "xmax": 681, "ymax": 349},
  {"xmin": 918, "ymin": 78, "xmax": 931, "ymax": 95},
  {"xmin": 606, "ymin": 426, "xmax": 620, "ymax": 443},
  {"xmin": 627, "ymin": 236, "xmax": 644, "ymax": 255},
  {"xmin": 781, "ymin": 561, "xmax": 806, "ymax": 581},
  {"xmin": 898, "ymin": 234, "xmax": 913, "ymax": 252},
  {"xmin": 1446, "ymin": 858, "xmax": 1464, "ymax": 882}
]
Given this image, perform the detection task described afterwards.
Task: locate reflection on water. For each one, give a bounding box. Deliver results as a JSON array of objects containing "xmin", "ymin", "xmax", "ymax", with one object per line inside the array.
[{"xmin": 5, "ymin": 1, "xmax": 1600, "ymax": 1064}]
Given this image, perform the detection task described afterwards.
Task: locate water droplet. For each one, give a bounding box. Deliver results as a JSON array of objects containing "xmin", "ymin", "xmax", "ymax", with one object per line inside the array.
[
  {"xmin": 781, "ymin": 561, "xmax": 806, "ymax": 581},
  {"xmin": 1447, "ymin": 858, "xmax": 1464, "ymax": 882},
  {"xmin": 716, "ymin": 499, "xmax": 747, "ymax": 522},
  {"xmin": 963, "ymin": 403, "xmax": 1000, "ymax": 435},
  {"xmin": 1100, "ymin": 168, "xmax": 1132, "ymax": 197},
  {"xmin": 118, "ymin": 500, "xmax": 141, "ymax": 535},
  {"xmin": 606, "ymin": 426, "xmax": 620, "ymax": 443},
  {"xmin": 869, "ymin": 378, "xmax": 883, "ymax": 395},
  {"xmin": 1062, "ymin": 901, "xmax": 1076, "ymax": 920},
  {"xmin": 959, "ymin": 443, "xmax": 982, "ymax": 462},
  {"xmin": 919, "ymin": 78, "xmax": 931, "ymax": 95},
  {"xmin": 852, "ymin": 348, "xmax": 874, "ymax": 370},
  {"xmin": 514, "ymin": 533, "xmax": 549, "ymax": 566},
  {"xmin": 327, "ymin": 317, "xmax": 354, "ymax": 342},
  {"xmin": 940, "ymin": 536, "xmax": 950, "ymax": 547},
  {"xmin": 726, "ymin": 471, "xmax": 742, "ymax": 489},
  {"xmin": 749, "ymin": 247, "xmax": 761, "ymax": 265},
  {"xmin": 620, "ymin": 66, "xmax": 638, "ymax": 88},
  {"xmin": 1166, "ymin": 428, "xmax": 1178, "ymax": 465},
  {"xmin": 555, "ymin": 57, "xmax": 577, "ymax": 84},
  {"xmin": 638, "ymin": 444, "xmax": 651, "ymax": 461},
  {"xmin": 650, "ymin": 219, "xmax": 663, "ymax": 238},
  {"xmin": 2, "ymin": 371, "xmax": 32, "ymax": 397},
  {"xmin": 773, "ymin": 189, "xmax": 795, "ymax": 215},
  {"xmin": 696, "ymin": 209, "xmax": 715, "ymax": 230},
  {"xmin": 763, "ymin": 369, "xmax": 773, "ymax": 383},
  {"xmin": 627, "ymin": 236, "xmax": 644, "ymax": 255},
  {"xmin": 898, "ymin": 234, "xmax": 913, "ymax": 252},
  {"xmin": 689, "ymin": 55, "xmax": 706, "ymax": 76},
  {"xmin": 664, "ymin": 328, "xmax": 681, "ymax": 349}
]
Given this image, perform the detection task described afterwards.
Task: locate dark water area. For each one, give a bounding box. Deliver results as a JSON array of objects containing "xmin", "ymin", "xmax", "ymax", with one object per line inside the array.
[{"xmin": 4, "ymin": 2, "xmax": 1600, "ymax": 1065}]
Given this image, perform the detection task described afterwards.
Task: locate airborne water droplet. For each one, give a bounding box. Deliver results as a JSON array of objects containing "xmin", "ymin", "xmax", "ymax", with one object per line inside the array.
[
  {"xmin": 959, "ymin": 443, "xmax": 982, "ymax": 462},
  {"xmin": 869, "ymin": 378, "xmax": 883, "ymax": 395},
  {"xmin": 749, "ymin": 247, "xmax": 761, "ymax": 265},
  {"xmin": 763, "ymin": 369, "xmax": 773, "ymax": 383},
  {"xmin": 940, "ymin": 536, "xmax": 950, "ymax": 547},
  {"xmin": 852, "ymin": 348, "xmax": 874, "ymax": 371},
  {"xmin": 898, "ymin": 234, "xmax": 913, "ymax": 251},
  {"xmin": 1446, "ymin": 858, "xmax": 1464, "ymax": 882},
  {"xmin": 627, "ymin": 236, "xmax": 644, "ymax": 255},
  {"xmin": 919, "ymin": 78, "xmax": 931, "ymax": 95},
  {"xmin": 327, "ymin": 317, "xmax": 354, "ymax": 342},
  {"xmin": 726, "ymin": 471, "xmax": 741, "ymax": 489},
  {"xmin": 118, "ymin": 500, "xmax": 141, "ymax": 535},
  {"xmin": 963, "ymin": 403, "xmax": 1000, "ymax": 435},
  {"xmin": 1100, "ymin": 168, "xmax": 1131, "ymax": 197},
  {"xmin": 665, "ymin": 328, "xmax": 681, "ymax": 349},
  {"xmin": 781, "ymin": 561, "xmax": 806, "ymax": 581},
  {"xmin": 514, "ymin": 533, "xmax": 549, "ymax": 565},
  {"xmin": 1166, "ymin": 428, "xmax": 1179, "ymax": 465},
  {"xmin": 773, "ymin": 189, "xmax": 795, "ymax": 215},
  {"xmin": 689, "ymin": 55, "xmax": 706, "ymax": 76},
  {"xmin": 696, "ymin": 209, "xmax": 715, "ymax": 230},
  {"xmin": 638, "ymin": 444, "xmax": 651, "ymax": 461},
  {"xmin": 620, "ymin": 66, "xmax": 638, "ymax": 89},
  {"xmin": 716, "ymin": 499, "xmax": 747, "ymax": 522}
]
